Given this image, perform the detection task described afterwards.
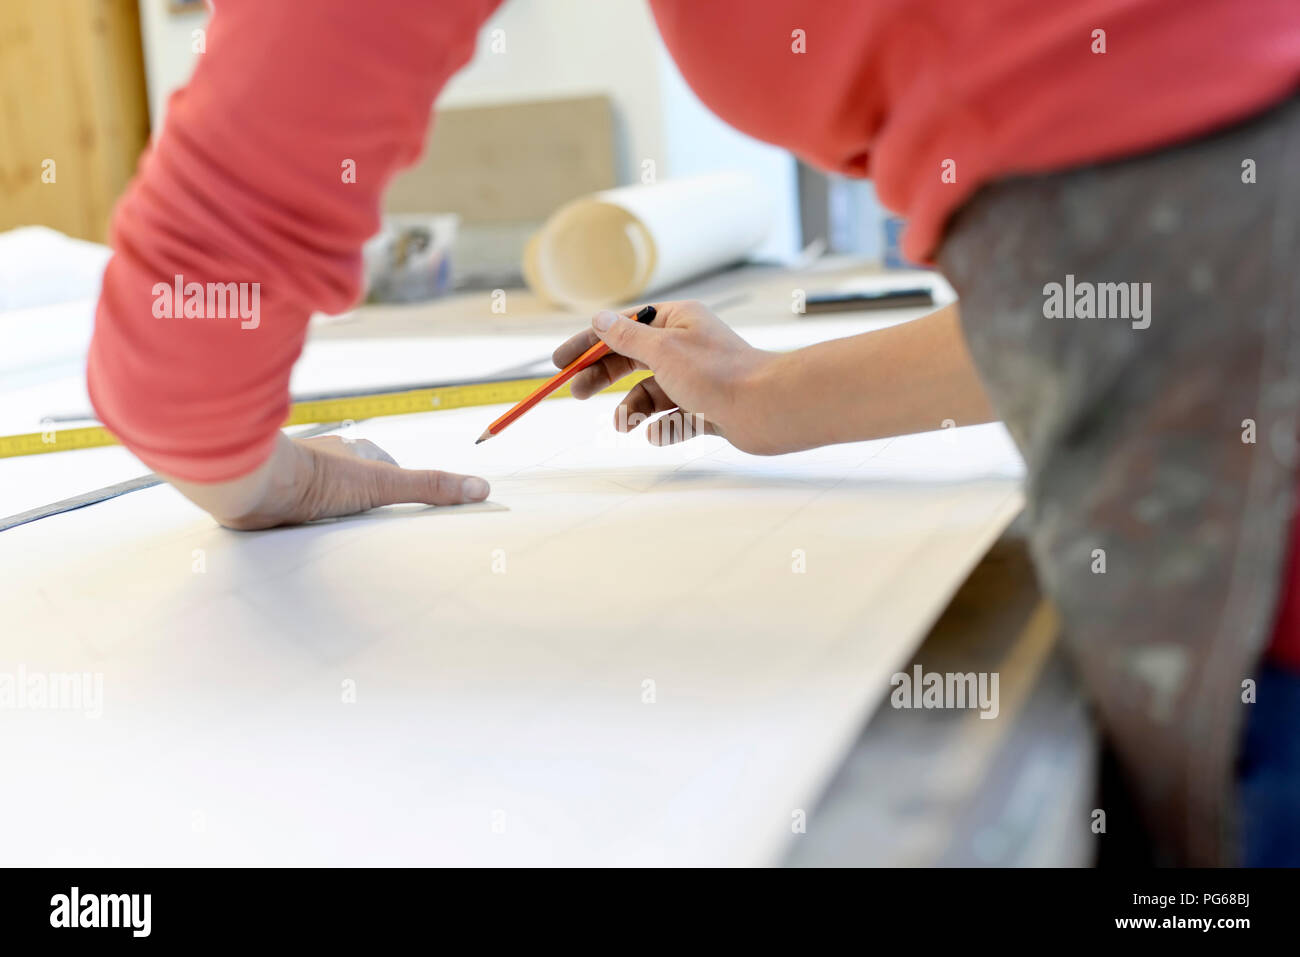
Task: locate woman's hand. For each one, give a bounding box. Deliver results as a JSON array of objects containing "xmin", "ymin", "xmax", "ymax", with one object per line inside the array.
[
  {"xmin": 553, "ymin": 300, "xmax": 794, "ymax": 454},
  {"xmin": 555, "ymin": 299, "xmax": 998, "ymax": 456},
  {"xmin": 165, "ymin": 432, "xmax": 490, "ymax": 530}
]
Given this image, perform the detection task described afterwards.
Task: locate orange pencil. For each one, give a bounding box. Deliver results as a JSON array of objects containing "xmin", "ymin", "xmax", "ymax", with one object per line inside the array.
[{"xmin": 475, "ymin": 305, "xmax": 657, "ymax": 444}]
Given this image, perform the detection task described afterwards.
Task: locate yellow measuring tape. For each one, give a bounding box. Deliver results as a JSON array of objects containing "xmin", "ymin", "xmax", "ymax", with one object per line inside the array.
[{"xmin": 0, "ymin": 371, "xmax": 652, "ymax": 460}]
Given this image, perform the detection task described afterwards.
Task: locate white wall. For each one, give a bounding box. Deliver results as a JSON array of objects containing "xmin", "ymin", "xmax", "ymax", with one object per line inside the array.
[
  {"xmin": 438, "ymin": 0, "xmax": 665, "ymax": 183},
  {"xmin": 652, "ymin": 33, "xmax": 800, "ymax": 262},
  {"xmin": 442, "ymin": 1, "xmax": 800, "ymax": 260},
  {"xmin": 136, "ymin": 0, "xmax": 207, "ymax": 128},
  {"xmin": 136, "ymin": 0, "xmax": 799, "ymax": 259}
]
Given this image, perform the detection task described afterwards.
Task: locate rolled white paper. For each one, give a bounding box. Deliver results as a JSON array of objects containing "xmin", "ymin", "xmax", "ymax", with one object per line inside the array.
[{"xmin": 527, "ymin": 172, "xmax": 773, "ymax": 310}]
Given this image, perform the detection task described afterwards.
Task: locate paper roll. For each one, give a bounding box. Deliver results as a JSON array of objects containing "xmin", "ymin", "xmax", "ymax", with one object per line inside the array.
[{"xmin": 526, "ymin": 173, "xmax": 773, "ymax": 310}]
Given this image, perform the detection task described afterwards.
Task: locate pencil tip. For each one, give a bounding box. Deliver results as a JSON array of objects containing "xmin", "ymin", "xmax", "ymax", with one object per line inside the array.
[{"xmin": 475, "ymin": 430, "xmax": 492, "ymax": 445}]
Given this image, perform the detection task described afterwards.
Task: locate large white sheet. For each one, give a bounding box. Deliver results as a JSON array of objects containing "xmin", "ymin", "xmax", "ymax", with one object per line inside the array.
[
  {"xmin": 0, "ymin": 245, "xmax": 1023, "ymax": 865},
  {"xmin": 0, "ymin": 389, "xmax": 1022, "ymax": 866}
]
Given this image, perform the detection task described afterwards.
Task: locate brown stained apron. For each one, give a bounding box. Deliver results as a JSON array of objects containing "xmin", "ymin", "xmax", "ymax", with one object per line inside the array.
[{"xmin": 937, "ymin": 93, "xmax": 1300, "ymax": 865}]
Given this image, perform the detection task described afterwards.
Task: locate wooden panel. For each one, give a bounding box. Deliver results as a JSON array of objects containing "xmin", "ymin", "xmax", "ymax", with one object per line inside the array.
[
  {"xmin": 385, "ymin": 95, "xmax": 618, "ymax": 224},
  {"xmin": 0, "ymin": 0, "xmax": 150, "ymax": 242}
]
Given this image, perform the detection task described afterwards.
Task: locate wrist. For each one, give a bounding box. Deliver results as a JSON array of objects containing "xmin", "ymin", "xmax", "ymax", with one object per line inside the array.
[
  {"xmin": 741, "ymin": 349, "xmax": 818, "ymax": 455},
  {"xmin": 164, "ymin": 433, "xmax": 293, "ymax": 525}
]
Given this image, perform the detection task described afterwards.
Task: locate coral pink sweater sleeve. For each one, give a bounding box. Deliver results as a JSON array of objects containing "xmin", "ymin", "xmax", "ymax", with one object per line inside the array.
[{"xmin": 87, "ymin": 0, "xmax": 500, "ymax": 482}]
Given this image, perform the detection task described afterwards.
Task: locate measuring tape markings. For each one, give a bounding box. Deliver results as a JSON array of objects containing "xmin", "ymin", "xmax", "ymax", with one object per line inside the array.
[{"xmin": 0, "ymin": 371, "xmax": 653, "ymax": 460}]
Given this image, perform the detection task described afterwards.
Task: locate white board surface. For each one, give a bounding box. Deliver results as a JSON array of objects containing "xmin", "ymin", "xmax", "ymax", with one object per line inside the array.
[{"xmin": 0, "ymin": 389, "xmax": 1023, "ymax": 866}]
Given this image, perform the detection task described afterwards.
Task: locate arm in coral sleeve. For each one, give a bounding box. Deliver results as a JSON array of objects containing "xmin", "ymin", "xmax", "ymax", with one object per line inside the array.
[{"xmin": 87, "ymin": 0, "xmax": 500, "ymax": 482}]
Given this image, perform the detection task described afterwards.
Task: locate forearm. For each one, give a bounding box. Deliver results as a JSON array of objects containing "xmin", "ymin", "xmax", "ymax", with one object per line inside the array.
[
  {"xmin": 87, "ymin": 0, "xmax": 500, "ymax": 484},
  {"xmin": 756, "ymin": 302, "xmax": 996, "ymax": 452}
]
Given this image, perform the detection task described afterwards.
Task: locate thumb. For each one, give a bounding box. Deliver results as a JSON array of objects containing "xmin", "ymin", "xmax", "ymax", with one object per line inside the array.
[{"xmin": 592, "ymin": 310, "xmax": 662, "ymax": 364}]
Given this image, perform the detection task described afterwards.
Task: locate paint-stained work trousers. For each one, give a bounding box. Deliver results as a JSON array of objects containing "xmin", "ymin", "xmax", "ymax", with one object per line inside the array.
[{"xmin": 938, "ymin": 92, "xmax": 1300, "ymax": 866}]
